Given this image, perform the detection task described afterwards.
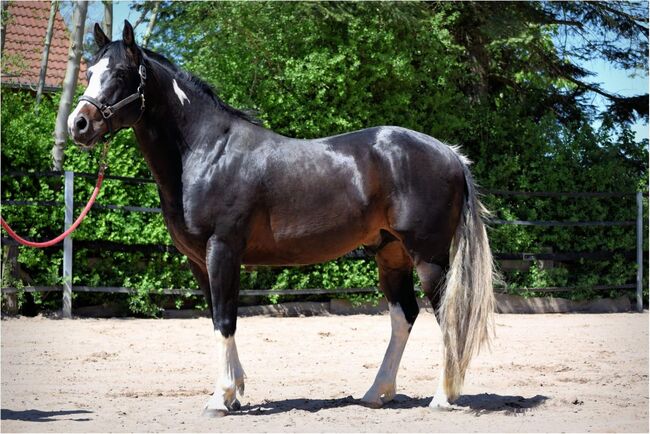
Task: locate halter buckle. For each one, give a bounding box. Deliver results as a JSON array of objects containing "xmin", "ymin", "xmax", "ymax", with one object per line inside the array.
[{"xmin": 101, "ymin": 106, "xmax": 114, "ymax": 119}]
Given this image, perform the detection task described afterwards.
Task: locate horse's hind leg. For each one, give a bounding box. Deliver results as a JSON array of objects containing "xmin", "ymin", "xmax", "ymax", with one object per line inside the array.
[
  {"xmin": 415, "ymin": 259, "xmax": 453, "ymax": 410},
  {"xmin": 361, "ymin": 240, "xmax": 418, "ymax": 408}
]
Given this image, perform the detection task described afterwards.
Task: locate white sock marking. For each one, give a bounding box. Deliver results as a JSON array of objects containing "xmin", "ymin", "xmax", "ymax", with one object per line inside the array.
[
  {"xmin": 430, "ymin": 366, "xmax": 451, "ymax": 409},
  {"xmin": 362, "ymin": 303, "xmax": 411, "ymax": 405},
  {"xmin": 173, "ymin": 79, "xmax": 190, "ymax": 106},
  {"xmin": 205, "ymin": 332, "xmax": 245, "ymax": 411}
]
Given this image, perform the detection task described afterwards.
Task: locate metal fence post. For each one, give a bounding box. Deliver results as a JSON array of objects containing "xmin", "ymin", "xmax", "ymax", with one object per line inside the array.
[
  {"xmin": 637, "ymin": 191, "xmax": 644, "ymax": 313},
  {"xmin": 62, "ymin": 170, "xmax": 74, "ymax": 318}
]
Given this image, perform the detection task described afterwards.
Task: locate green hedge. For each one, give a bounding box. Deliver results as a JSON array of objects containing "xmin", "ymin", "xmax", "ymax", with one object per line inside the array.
[
  {"xmin": 1, "ymin": 90, "xmax": 646, "ymax": 316},
  {"xmin": 2, "ymin": 1, "xmax": 648, "ymax": 315}
]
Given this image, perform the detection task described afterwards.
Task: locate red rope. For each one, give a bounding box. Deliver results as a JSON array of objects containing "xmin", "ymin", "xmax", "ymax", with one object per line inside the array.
[{"xmin": 1, "ymin": 171, "xmax": 105, "ymax": 248}]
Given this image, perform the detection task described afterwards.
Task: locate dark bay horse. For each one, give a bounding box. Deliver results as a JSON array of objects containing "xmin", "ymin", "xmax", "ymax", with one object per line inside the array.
[{"xmin": 68, "ymin": 21, "xmax": 495, "ymax": 416}]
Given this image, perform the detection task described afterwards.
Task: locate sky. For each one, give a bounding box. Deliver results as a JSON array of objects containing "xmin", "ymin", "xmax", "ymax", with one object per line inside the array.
[
  {"xmin": 78, "ymin": 1, "xmax": 650, "ymax": 142},
  {"xmin": 582, "ymin": 58, "xmax": 648, "ymax": 141}
]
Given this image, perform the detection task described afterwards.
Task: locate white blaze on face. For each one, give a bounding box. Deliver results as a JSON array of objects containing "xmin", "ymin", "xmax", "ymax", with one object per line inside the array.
[
  {"xmin": 172, "ymin": 79, "xmax": 190, "ymax": 106},
  {"xmin": 85, "ymin": 57, "xmax": 110, "ymax": 99},
  {"xmin": 67, "ymin": 57, "xmax": 110, "ymax": 132}
]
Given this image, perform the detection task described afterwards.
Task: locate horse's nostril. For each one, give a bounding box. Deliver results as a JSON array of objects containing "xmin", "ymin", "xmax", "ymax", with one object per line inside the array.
[{"xmin": 75, "ymin": 115, "xmax": 88, "ymax": 132}]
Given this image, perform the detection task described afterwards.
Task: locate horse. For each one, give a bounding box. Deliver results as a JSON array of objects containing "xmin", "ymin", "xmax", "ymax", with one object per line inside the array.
[{"xmin": 68, "ymin": 21, "xmax": 495, "ymax": 416}]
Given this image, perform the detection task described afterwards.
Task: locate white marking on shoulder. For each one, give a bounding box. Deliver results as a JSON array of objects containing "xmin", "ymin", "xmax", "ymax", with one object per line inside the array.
[{"xmin": 173, "ymin": 79, "xmax": 190, "ymax": 106}]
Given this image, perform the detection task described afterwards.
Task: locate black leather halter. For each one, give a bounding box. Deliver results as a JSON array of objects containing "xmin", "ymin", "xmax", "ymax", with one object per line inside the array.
[{"xmin": 79, "ymin": 64, "xmax": 147, "ymax": 137}]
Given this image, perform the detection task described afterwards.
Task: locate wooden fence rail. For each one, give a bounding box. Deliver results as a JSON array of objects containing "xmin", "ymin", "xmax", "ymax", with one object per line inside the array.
[{"xmin": 1, "ymin": 170, "xmax": 646, "ymax": 316}]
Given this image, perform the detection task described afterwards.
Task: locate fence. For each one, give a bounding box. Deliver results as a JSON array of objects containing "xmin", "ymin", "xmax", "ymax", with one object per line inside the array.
[{"xmin": 1, "ymin": 170, "xmax": 646, "ymax": 317}]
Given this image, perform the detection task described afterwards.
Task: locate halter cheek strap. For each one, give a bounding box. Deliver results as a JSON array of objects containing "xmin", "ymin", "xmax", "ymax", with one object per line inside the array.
[{"xmin": 79, "ymin": 64, "xmax": 147, "ymax": 138}]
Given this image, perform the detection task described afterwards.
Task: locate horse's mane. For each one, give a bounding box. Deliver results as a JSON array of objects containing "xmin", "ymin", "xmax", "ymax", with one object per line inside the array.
[
  {"xmin": 95, "ymin": 42, "xmax": 261, "ymax": 125},
  {"xmin": 142, "ymin": 48, "xmax": 262, "ymax": 125}
]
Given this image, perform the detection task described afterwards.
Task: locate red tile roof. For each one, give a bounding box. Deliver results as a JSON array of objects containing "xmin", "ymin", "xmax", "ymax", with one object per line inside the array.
[{"xmin": 2, "ymin": 1, "xmax": 87, "ymax": 90}]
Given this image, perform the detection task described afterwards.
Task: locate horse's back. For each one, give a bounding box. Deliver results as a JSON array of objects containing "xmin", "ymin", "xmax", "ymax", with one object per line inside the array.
[{"xmin": 242, "ymin": 125, "xmax": 465, "ymax": 265}]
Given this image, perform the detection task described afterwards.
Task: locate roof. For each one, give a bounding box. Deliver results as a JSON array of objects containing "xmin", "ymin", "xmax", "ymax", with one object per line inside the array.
[{"xmin": 2, "ymin": 1, "xmax": 87, "ymax": 90}]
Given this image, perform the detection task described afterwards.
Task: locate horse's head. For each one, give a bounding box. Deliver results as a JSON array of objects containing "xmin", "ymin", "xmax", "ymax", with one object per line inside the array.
[{"xmin": 68, "ymin": 20, "xmax": 146, "ymax": 149}]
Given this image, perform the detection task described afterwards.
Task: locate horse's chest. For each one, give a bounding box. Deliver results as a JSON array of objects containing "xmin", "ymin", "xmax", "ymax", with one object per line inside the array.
[{"xmin": 160, "ymin": 205, "xmax": 207, "ymax": 264}]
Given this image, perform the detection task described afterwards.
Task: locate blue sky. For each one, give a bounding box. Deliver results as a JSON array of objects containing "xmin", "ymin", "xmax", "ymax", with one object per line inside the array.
[
  {"xmin": 113, "ymin": 1, "xmax": 146, "ymax": 39},
  {"xmin": 94, "ymin": 1, "xmax": 650, "ymax": 141},
  {"xmin": 582, "ymin": 58, "xmax": 648, "ymax": 141}
]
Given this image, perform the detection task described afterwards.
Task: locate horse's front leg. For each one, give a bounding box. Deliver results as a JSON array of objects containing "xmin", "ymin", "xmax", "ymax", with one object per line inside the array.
[{"xmin": 202, "ymin": 235, "xmax": 246, "ymax": 417}]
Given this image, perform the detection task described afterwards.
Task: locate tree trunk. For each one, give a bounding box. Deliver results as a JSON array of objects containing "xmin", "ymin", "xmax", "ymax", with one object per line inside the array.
[
  {"xmin": 141, "ymin": 1, "xmax": 160, "ymax": 48},
  {"xmin": 35, "ymin": 0, "xmax": 58, "ymax": 111},
  {"xmin": 102, "ymin": 0, "xmax": 112, "ymax": 40},
  {"xmin": 1, "ymin": 0, "xmax": 10, "ymax": 55},
  {"xmin": 52, "ymin": 0, "xmax": 88, "ymax": 171}
]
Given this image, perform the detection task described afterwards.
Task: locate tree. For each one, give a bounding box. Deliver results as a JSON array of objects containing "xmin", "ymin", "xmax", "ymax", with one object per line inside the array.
[
  {"xmin": 1, "ymin": 0, "xmax": 9, "ymax": 55},
  {"xmin": 2, "ymin": 2, "xmax": 644, "ymax": 315},
  {"xmin": 102, "ymin": 0, "xmax": 112, "ymax": 41},
  {"xmin": 141, "ymin": 0, "xmax": 160, "ymax": 48},
  {"xmin": 434, "ymin": 2, "xmax": 648, "ymax": 123},
  {"xmin": 142, "ymin": 1, "xmax": 647, "ymax": 295},
  {"xmin": 35, "ymin": 0, "xmax": 58, "ymax": 110},
  {"xmin": 52, "ymin": 0, "xmax": 87, "ymax": 171},
  {"xmin": 542, "ymin": 1, "xmax": 649, "ymax": 122}
]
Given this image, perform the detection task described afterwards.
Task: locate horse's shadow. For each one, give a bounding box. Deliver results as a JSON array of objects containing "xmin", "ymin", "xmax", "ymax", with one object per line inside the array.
[
  {"xmin": 454, "ymin": 393, "xmax": 549, "ymax": 415},
  {"xmin": 0, "ymin": 408, "xmax": 93, "ymax": 422},
  {"xmin": 238, "ymin": 393, "xmax": 548, "ymax": 416}
]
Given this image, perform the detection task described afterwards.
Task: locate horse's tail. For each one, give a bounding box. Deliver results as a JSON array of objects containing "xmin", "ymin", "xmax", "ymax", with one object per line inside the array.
[{"xmin": 438, "ymin": 159, "xmax": 495, "ymax": 402}]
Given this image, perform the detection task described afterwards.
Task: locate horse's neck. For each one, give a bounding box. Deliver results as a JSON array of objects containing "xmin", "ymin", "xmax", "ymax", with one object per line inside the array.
[
  {"xmin": 133, "ymin": 72, "xmax": 226, "ymax": 208},
  {"xmin": 133, "ymin": 119, "xmax": 183, "ymax": 207}
]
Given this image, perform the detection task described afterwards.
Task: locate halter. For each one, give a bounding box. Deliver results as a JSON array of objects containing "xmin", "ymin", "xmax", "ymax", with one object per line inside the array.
[{"xmin": 79, "ymin": 64, "xmax": 147, "ymax": 138}]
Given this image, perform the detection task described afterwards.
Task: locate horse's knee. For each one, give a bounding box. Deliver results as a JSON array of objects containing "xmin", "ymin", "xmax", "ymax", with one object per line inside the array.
[{"xmin": 214, "ymin": 315, "xmax": 237, "ymax": 337}]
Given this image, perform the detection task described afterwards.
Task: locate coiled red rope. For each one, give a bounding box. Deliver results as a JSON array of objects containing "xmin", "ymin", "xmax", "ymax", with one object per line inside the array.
[{"xmin": 0, "ymin": 141, "xmax": 109, "ymax": 248}]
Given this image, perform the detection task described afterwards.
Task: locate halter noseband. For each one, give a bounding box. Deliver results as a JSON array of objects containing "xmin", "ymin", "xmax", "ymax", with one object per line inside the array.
[{"xmin": 79, "ymin": 64, "xmax": 147, "ymax": 138}]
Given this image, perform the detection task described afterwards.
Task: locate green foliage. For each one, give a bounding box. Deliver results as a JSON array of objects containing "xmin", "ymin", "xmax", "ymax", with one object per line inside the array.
[{"xmin": 2, "ymin": 2, "xmax": 648, "ymax": 315}]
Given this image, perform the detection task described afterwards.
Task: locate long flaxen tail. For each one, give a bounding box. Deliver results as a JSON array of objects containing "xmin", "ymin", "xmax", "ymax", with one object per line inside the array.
[{"xmin": 438, "ymin": 161, "xmax": 495, "ymax": 402}]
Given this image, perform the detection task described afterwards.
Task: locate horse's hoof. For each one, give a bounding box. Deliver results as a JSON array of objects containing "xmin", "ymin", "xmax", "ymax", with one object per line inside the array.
[
  {"xmin": 202, "ymin": 408, "xmax": 228, "ymax": 418},
  {"xmin": 429, "ymin": 398, "xmax": 454, "ymax": 412},
  {"xmin": 360, "ymin": 398, "xmax": 384, "ymax": 409}
]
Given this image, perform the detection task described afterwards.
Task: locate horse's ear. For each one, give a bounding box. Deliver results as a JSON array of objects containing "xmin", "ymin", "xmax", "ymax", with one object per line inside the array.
[
  {"xmin": 94, "ymin": 23, "xmax": 110, "ymax": 48},
  {"xmin": 122, "ymin": 20, "xmax": 139, "ymax": 63},
  {"xmin": 123, "ymin": 20, "xmax": 135, "ymax": 46}
]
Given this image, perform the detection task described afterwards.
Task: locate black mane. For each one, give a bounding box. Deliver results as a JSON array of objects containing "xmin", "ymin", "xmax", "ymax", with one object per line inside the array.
[
  {"xmin": 142, "ymin": 48, "xmax": 261, "ymax": 126},
  {"xmin": 95, "ymin": 42, "xmax": 260, "ymax": 125}
]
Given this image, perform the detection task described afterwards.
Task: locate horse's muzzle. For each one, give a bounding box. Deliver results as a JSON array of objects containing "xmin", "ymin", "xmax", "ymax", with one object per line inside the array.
[{"xmin": 68, "ymin": 102, "xmax": 107, "ymax": 149}]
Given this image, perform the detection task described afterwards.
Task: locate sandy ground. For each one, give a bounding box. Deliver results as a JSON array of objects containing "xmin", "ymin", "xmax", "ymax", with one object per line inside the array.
[{"xmin": 1, "ymin": 311, "xmax": 648, "ymax": 433}]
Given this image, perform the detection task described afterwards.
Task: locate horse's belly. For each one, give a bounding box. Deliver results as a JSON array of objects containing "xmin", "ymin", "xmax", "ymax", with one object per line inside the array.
[
  {"xmin": 242, "ymin": 211, "xmax": 382, "ymax": 266},
  {"xmin": 242, "ymin": 244, "xmax": 355, "ymax": 266}
]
